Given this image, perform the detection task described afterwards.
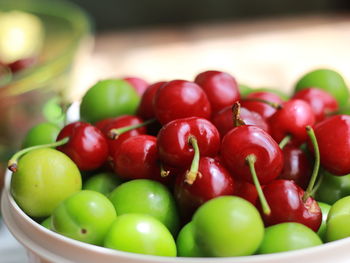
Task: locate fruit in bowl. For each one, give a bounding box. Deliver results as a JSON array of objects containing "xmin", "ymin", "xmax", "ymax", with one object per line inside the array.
[{"xmin": 2, "ymin": 68, "xmax": 350, "ymax": 262}]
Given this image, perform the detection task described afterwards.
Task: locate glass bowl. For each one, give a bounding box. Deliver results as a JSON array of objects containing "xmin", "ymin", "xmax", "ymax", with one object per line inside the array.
[{"xmin": 0, "ymin": 0, "xmax": 92, "ymax": 187}]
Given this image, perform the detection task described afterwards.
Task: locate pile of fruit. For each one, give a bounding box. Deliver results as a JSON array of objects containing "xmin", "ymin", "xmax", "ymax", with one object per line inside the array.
[{"xmin": 8, "ymin": 68, "xmax": 350, "ymax": 257}]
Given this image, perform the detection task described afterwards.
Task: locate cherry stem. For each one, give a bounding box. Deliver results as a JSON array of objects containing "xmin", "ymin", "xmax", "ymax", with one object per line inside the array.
[
  {"xmin": 243, "ymin": 98, "xmax": 282, "ymax": 109},
  {"xmin": 246, "ymin": 154, "xmax": 271, "ymax": 215},
  {"xmin": 279, "ymin": 135, "xmax": 292, "ymax": 149},
  {"xmin": 108, "ymin": 118, "xmax": 155, "ymax": 139},
  {"xmin": 160, "ymin": 163, "xmax": 170, "ymax": 178},
  {"xmin": 185, "ymin": 135, "xmax": 201, "ymax": 185},
  {"xmin": 302, "ymin": 126, "xmax": 320, "ymax": 202},
  {"xmin": 310, "ymin": 171, "xmax": 324, "ymax": 197},
  {"xmin": 7, "ymin": 137, "xmax": 69, "ymax": 172},
  {"xmin": 232, "ymin": 101, "xmax": 246, "ymax": 127}
]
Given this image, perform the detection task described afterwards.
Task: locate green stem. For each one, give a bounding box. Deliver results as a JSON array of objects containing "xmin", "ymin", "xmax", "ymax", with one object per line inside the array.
[
  {"xmin": 243, "ymin": 98, "xmax": 282, "ymax": 109},
  {"xmin": 8, "ymin": 137, "xmax": 69, "ymax": 172},
  {"xmin": 108, "ymin": 118, "xmax": 156, "ymax": 139},
  {"xmin": 279, "ymin": 135, "xmax": 292, "ymax": 149},
  {"xmin": 302, "ymin": 126, "xmax": 320, "ymax": 202},
  {"xmin": 310, "ymin": 170, "xmax": 324, "ymax": 197},
  {"xmin": 246, "ymin": 154, "xmax": 271, "ymax": 215},
  {"xmin": 185, "ymin": 136, "xmax": 201, "ymax": 185},
  {"xmin": 244, "ymin": 98, "xmax": 283, "ymax": 110}
]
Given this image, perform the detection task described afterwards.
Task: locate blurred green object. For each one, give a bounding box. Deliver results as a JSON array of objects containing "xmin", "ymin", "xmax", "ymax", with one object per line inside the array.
[{"xmin": 0, "ymin": 0, "xmax": 92, "ymax": 174}]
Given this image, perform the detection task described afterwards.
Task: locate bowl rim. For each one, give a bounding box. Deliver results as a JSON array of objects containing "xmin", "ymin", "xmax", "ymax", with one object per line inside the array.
[
  {"xmin": 2, "ymin": 169, "xmax": 350, "ymax": 263},
  {"xmin": 0, "ymin": 0, "xmax": 93, "ymax": 95}
]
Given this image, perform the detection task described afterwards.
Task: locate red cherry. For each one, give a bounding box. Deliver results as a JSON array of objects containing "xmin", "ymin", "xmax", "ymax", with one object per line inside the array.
[
  {"xmin": 175, "ymin": 156, "xmax": 234, "ymax": 218},
  {"xmin": 241, "ymin": 91, "xmax": 284, "ymax": 119},
  {"xmin": 56, "ymin": 122, "xmax": 108, "ymax": 171},
  {"xmin": 268, "ymin": 99, "xmax": 316, "ymax": 145},
  {"xmin": 8, "ymin": 56, "xmax": 37, "ymax": 73},
  {"xmin": 157, "ymin": 117, "xmax": 220, "ymax": 167},
  {"xmin": 194, "ymin": 70, "xmax": 240, "ymax": 114},
  {"xmin": 212, "ymin": 105, "xmax": 269, "ymax": 137},
  {"xmin": 293, "ymin": 87, "xmax": 338, "ymax": 122},
  {"xmin": 95, "ymin": 115, "xmax": 147, "ymax": 157},
  {"xmin": 113, "ymin": 135, "xmax": 160, "ymax": 180},
  {"xmin": 233, "ymin": 180, "xmax": 258, "ymax": 206},
  {"xmin": 123, "ymin": 76, "xmax": 149, "ymax": 95},
  {"xmin": 153, "ymin": 80, "xmax": 211, "ymax": 124},
  {"xmin": 137, "ymin": 81, "xmax": 166, "ymax": 119},
  {"xmin": 278, "ymin": 145, "xmax": 311, "ymax": 189},
  {"xmin": 258, "ymin": 179, "xmax": 322, "ymax": 232},
  {"xmin": 312, "ymin": 115, "xmax": 350, "ymax": 175},
  {"xmin": 221, "ymin": 125, "xmax": 283, "ymax": 185}
]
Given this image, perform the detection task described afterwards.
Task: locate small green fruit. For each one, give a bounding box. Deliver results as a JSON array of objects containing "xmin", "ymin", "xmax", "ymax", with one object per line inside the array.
[
  {"xmin": 11, "ymin": 148, "xmax": 81, "ymax": 218},
  {"xmin": 52, "ymin": 190, "xmax": 117, "ymax": 245},
  {"xmin": 104, "ymin": 214, "xmax": 176, "ymax": 257},
  {"xmin": 80, "ymin": 79, "xmax": 140, "ymax": 123},
  {"xmin": 258, "ymin": 222, "xmax": 322, "ymax": 254}
]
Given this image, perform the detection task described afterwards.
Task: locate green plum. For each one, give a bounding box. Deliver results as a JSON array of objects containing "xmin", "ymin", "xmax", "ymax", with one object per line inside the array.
[
  {"xmin": 315, "ymin": 170, "xmax": 350, "ymax": 205},
  {"xmin": 80, "ymin": 79, "xmax": 140, "ymax": 123},
  {"xmin": 176, "ymin": 222, "xmax": 203, "ymax": 257},
  {"xmin": 83, "ymin": 172, "xmax": 123, "ymax": 196},
  {"xmin": 104, "ymin": 213, "xmax": 176, "ymax": 257},
  {"xmin": 22, "ymin": 122, "xmax": 60, "ymax": 148},
  {"xmin": 109, "ymin": 179, "xmax": 179, "ymax": 235},
  {"xmin": 192, "ymin": 196, "xmax": 264, "ymax": 257},
  {"xmin": 238, "ymin": 84, "xmax": 253, "ymax": 97},
  {"xmin": 11, "ymin": 148, "xmax": 82, "ymax": 218},
  {"xmin": 317, "ymin": 202, "xmax": 331, "ymax": 241},
  {"xmin": 52, "ymin": 190, "xmax": 117, "ymax": 245},
  {"xmin": 258, "ymin": 222, "xmax": 322, "ymax": 254},
  {"xmin": 41, "ymin": 216, "xmax": 52, "ymax": 230},
  {"xmin": 295, "ymin": 68, "xmax": 349, "ymax": 108},
  {"xmin": 326, "ymin": 196, "xmax": 350, "ymax": 242}
]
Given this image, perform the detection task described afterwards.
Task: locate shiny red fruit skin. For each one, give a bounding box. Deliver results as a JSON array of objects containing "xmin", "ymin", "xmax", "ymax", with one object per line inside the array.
[
  {"xmin": 95, "ymin": 115, "xmax": 147, "ymax": 157},
  {"xmin": 233, "ymin": 180, "xmax": 259, "ymax": 206},
  {"xmin": 212, "ymin": 105, "xmax": 269, "ymax": 137},
  {"xmin": 157, "ymin": 117, "xmax": 220, "ymax": 167},
  {"xmin": 57, "ymin": 121, "xmax": 109, "ymax": 171},
  {"xmin": 221, "ymin": 125, "xmax": 283, "ymax": 184},
  {"xmin": 123, "ymin": 76, "xmax": 149, "ymax": 96},
  {"xmin": 293, "ymin": 87, "xmax": 338, "ymax": 122},
  {"xmin": 194, "ymin": 70, "xmax": 240, "ymax": 114},
  {"xmin": 259, "ymin": 180, "xmax": 322, "ymax": 232},
  {"xmin": 241, "ymin": 91, "xmax": 284, "ymax": 120},
  {"xmin": 278, "ymin": 145, "xmax": 311, "ymax": 189},
  {"xmin": 114, "ymin": 135, "xmax": 160, "ymax": 180},
  {"xmin": 153, "ymin": 80, "xmax": 211, "ymax": 124},
  {"xmin": 175, "ymin": 157, "xmax": 235, "ymax": 218},
  {"xmin": 268, "ymin": 99, "xmax": 316, "ymax": 145},
  {"xmin": 137, "ymin": 81, "xmax": 166, "ymax": 119},
  {"xmin": 312, "ymin": 115, "xmax": 350, "ymax": 175}
]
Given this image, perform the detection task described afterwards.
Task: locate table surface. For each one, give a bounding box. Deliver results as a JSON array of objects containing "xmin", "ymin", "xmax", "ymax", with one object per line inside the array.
[{"xmin": 0, "ymin": 220, "xmax": 27, "ymax": 263}]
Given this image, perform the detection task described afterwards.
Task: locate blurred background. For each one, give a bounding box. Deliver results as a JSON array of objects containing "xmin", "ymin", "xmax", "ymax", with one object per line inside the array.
[{"xmin": 70, "ymin": 0, "xmax": 350, "ymax": 31}]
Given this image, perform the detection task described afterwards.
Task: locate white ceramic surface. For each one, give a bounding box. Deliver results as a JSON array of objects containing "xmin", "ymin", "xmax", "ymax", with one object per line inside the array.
[{"xmin": 1, "ymin": 170, "xmax": 350, "ymax": 263}]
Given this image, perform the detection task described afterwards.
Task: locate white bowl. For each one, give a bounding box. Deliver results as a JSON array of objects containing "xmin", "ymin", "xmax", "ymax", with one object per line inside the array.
[{"xmin": 1, "ymin": 170, "xmax": 350, "ymax": 263}]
